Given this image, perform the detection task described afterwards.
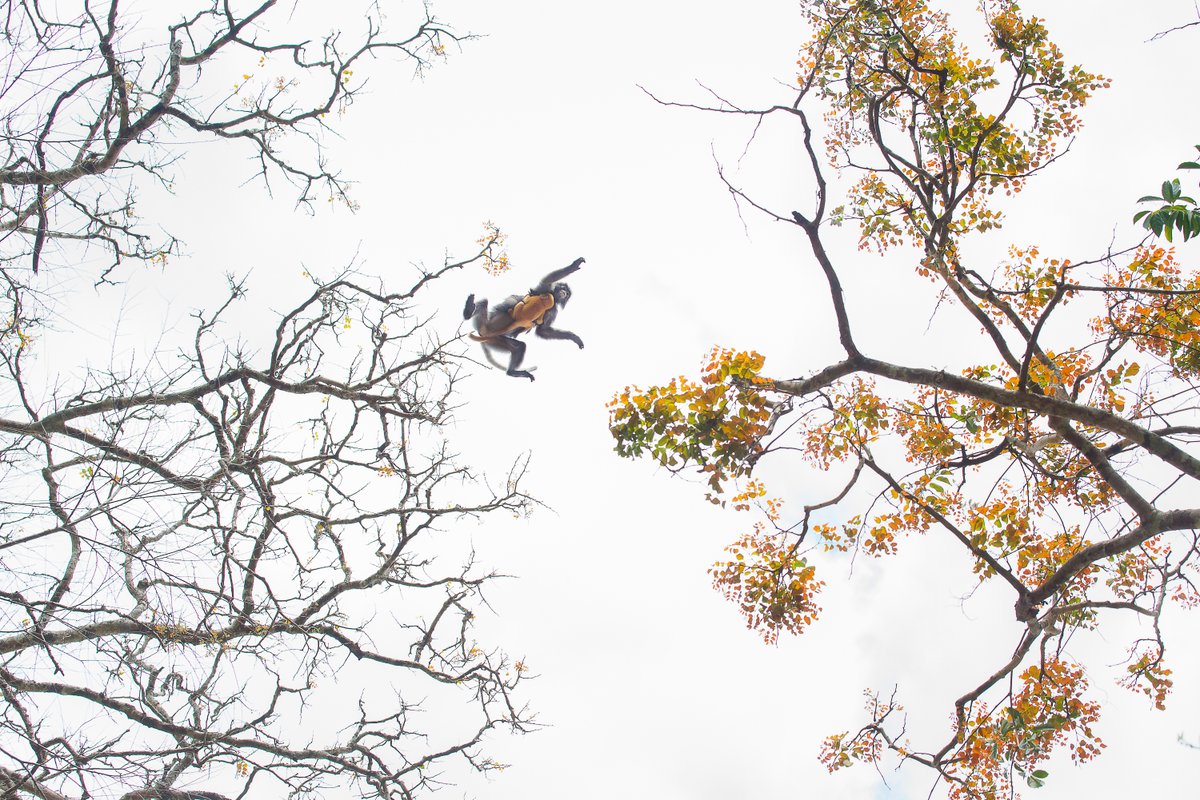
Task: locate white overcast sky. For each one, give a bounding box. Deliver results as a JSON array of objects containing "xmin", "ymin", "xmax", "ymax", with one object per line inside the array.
[{"xmin": 51, "ymin": 1, "xmax": 1200, "ymax": 798}]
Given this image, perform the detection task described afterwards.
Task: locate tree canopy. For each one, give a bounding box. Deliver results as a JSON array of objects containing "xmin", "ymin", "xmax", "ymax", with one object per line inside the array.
[
  {"xmin": 0, "ymin": 3, "xmax": 530, "ymax": 798},
  {"xmin": 611, "ymin": 1, "xmax": 1200, "ymax": 796}
]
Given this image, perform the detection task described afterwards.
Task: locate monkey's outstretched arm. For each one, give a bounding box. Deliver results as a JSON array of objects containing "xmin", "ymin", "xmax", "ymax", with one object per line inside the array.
[
  {"xmin": 535, "ymin": 322, "xmax": 584, "ymax": 349},
  {"xmin": 531, "ymin": 257, "xmax": 585, "ymax": 294}
]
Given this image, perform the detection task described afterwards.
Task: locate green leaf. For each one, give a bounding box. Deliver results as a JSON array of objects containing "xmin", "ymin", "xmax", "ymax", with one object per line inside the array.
[
  {"xmin": 1137, "ymin": 194, "xmax": 1165, "ymax": 203},
  {"xmin": 1162, "ymin": 180, "xmax": 1175, "ymax": 200},
  {"xmin": 1033, "ymin": 770, "xmax": 1049, "ymax": 779},
  {"xmin": 1179, "ymin": 161, "xmax": 1200, "ymax": 170}
]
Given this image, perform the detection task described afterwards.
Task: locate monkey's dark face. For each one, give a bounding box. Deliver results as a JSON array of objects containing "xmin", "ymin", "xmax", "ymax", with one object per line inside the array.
[{"xmin": 552, "ymin": 283, "xmax": 572, "ymax": 306}]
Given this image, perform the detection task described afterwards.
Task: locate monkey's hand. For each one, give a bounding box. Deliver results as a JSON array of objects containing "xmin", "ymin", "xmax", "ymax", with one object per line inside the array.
[
  {"xmin": 463, "ymin": 294, "xmax": 476, "ymax": 320},
  {"xmin": 571, "ymin": 334, "xmax": 584, "ymax": 349}
]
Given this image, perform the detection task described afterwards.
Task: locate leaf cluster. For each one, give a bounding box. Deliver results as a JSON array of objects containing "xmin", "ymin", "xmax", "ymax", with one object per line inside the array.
[{"xmin": 1134, "ymin": 148, "xmax": 1200, "ymax": 242}]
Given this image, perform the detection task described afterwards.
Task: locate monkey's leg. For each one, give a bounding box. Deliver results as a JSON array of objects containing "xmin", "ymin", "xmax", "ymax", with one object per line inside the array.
[
  {"xmin": 535, "ymin": 324, "xmax": 584, "ymax": 349},
  {"xmin": 464, "ymin": 294, "xmax": 489, "ymax": 324},
  {"xmin": 487, "ymin": 338, "xmax": 535, "ymax": 381},
  {"xmin": 477, "ymin": 343, "xmax": 509, "ymax": 371}
]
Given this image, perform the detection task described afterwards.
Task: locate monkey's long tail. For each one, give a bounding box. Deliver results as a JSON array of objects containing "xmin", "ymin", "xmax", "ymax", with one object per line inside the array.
[{"xmin": 480, "ymin": 347, "xmax": 506, "ymax": 371}]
